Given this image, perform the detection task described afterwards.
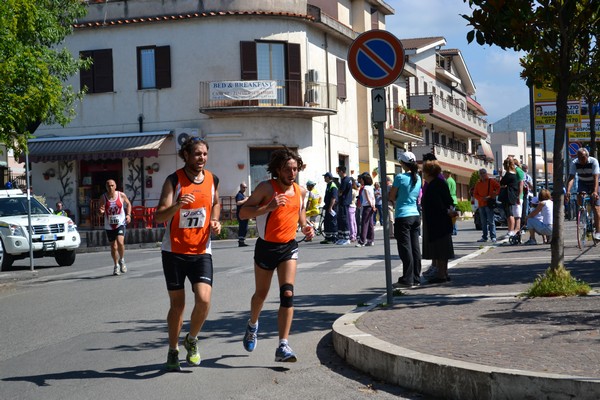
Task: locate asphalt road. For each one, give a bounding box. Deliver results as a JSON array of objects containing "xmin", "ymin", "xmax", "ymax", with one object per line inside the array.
[{"xmin": 0, "ymin": 220, "xmax": 485, "ymax": 400}]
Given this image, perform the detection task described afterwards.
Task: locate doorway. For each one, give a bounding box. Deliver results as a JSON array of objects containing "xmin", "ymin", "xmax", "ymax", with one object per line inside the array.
[{"xmin": 78, "ymin": 159, "xmax": 122, "ymax": 228}]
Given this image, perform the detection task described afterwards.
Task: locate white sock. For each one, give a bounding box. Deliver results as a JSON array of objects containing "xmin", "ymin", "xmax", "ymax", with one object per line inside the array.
[
  {"xmin": 248, "ymin": 320, "xmax": 258, "ymax": 329},
  {"xmin": 279, "ymin": 339, "xmax": 288, "ymax": 347}
]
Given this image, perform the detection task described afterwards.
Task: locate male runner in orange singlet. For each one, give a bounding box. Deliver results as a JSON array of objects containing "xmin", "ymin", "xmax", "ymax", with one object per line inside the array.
[
  {"xmin": 240, "ymin": 148, "xmax": 314, "ymax": 362},
  {"xmin": 155, "ymin": 137, "xmax": 221, "ymax": 371}
]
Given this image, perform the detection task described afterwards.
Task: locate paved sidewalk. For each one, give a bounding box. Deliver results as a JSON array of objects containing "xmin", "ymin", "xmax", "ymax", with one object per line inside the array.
[{"xmin": 333, "ymin": 228, "xmax": 600, "ymax": 400}]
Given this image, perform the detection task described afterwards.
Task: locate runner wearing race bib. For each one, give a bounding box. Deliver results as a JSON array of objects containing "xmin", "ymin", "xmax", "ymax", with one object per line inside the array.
[
  {"xmin": 97, "ymin": 179, "xmax": 132, "ymax": 276},
  {"xmin": 155, "ymin": 137, "xmax": 221, "ymax": 372}
]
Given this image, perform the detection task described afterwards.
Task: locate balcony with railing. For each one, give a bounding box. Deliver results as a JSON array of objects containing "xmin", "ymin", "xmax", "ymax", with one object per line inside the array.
[
  {"xmin": 199, "ymin": 80, "xmax": 337, "ymax": 118},
  {"xmin": 411, "ymin": 143, "xmax": 494, "ymax": 174},
  {"xmin": 384, "ymin": 106, "xmax": 425, "ymax": 143},
  {"xmin": 409, "ymin": 93, "xmax": 488, "ymax": 138}
]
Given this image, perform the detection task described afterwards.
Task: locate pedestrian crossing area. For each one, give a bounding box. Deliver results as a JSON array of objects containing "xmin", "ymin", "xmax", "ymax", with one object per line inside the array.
[{"xmin": 216, "ymin": 256, "xmax": 432, "ymax": 276}]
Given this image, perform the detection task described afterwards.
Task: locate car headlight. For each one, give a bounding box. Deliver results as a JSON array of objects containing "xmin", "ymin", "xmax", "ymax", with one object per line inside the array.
[
  {"xmin": 67, "ymin": 219, "xmax": 78, "ymax": 232},
  {"xmin": 9, "ymin": 224, "xmax": 26, "ymax": 236}
]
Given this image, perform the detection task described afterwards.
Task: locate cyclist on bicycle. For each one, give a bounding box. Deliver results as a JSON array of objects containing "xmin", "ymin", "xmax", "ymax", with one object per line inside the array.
[{"xmin": 566, "ymin": 148, "xmax": 600, "ymax": 240}]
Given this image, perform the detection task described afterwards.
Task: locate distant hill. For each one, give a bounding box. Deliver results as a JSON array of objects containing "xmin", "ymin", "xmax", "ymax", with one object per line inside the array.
[
  {"xmin": 492, "ymin": 105, "xmax": 529, "ymax": 134},
  {"xmin": 492, "ymin": 105, "xmax": 555, "ymax": 146}
]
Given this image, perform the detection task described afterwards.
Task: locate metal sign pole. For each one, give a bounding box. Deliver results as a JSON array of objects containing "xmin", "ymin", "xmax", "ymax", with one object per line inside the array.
[
  {"xmin": 347, "ymin": 31, "xmax": 405, "ymax": 306},
  {"xmin": 372, "ymin": 88, "xmax": 393, "ymax": 305},
  {"xmin": 377, "ymin": 120, "xmax": 394, "ymax": 305},
  {"xmin": 25, "ymin": 152, "xmax": 34, "ymax": 272}
]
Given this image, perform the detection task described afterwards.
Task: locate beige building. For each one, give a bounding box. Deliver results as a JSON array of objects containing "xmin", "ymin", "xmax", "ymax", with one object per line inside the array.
[
  {"xmin": 28, "ymin": 0, "xmax": 398, "ymax": 227},
  {"xmin": 26, "ymin": 1, "xmax": 492, "ymax": 226},
  {"xmin": 401, "ymin": 37, "xmax": 494, "ymax": 201},
  {"xmin": 490, "ymin": 130, "xmax": 551, "ymax": 182}
]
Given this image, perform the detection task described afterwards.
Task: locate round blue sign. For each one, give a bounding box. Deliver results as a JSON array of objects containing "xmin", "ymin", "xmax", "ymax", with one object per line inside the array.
[
  {"xmin": 348, "ymin": 30, "xmax": 405, "ymax": 88},
  {"xmin": 568, "ymin": 142, "xmax": 580, "ymax": 157}
]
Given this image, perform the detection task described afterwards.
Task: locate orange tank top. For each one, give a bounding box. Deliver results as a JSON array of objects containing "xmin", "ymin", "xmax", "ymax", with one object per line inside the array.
[
  {"xmin": 161, "ymin": 169, "xmax": 216, "ymax": 255},
  {"xmin": 256, "ymin": 180, "xmax": 301, "ymax": 243}
]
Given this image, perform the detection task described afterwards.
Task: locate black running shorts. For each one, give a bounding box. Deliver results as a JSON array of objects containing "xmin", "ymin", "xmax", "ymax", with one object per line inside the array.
[
  {"xmin": 254, "ymin": 238, "xmax": 298, "ymax": 271},
  {"xmin": 161, "ymin": 251, "xmax": 213, "ymax": 291},
  {"xmin": 105, "ymin": 225, "xmax": 126, "ymax": 242}
]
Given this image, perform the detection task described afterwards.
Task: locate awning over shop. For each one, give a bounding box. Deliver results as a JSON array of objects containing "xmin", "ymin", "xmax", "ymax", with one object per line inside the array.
[
  {"xmin": 22, "ymin": 131, "xmax": 172, "ymax": 163},
  {"xmin": 479, "ymin": 138, "xmax": 494, "ymax": 160}
]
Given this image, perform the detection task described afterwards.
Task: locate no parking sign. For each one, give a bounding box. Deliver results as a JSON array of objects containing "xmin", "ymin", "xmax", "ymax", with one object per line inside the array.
[
  {"xmin": 568, "ymin": 142, "xmax": 581, "ymax": 157},
  {"xmin": 347, "ymin": 30, "xmax": 405, "ymax": 88}
]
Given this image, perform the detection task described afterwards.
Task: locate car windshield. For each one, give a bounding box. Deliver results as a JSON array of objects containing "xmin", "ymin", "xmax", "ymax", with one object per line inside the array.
[{"xmin": 0, "ymin": 197, "xmax": 51, "ymax": 217}]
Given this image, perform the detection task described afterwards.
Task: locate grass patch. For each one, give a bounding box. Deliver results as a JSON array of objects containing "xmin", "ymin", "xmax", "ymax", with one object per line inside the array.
[{"xmin": 522, "ymin": 265, "xmax": 592, "ymax": 297}]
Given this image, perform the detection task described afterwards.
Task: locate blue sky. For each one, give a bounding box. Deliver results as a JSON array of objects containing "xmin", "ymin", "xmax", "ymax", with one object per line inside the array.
[{"xmin": 385, "ymin": 0, "xmax": 529, "ymax": 124}]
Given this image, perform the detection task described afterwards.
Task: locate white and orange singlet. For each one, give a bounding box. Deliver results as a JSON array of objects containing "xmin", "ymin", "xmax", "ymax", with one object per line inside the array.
[
  {"xmin": 256, "ymin": 180, "xmax": 301, "ymax": 243},
  {"xmin": 161, "ymin": 169, "xmax": 217, "ymax": 255}
]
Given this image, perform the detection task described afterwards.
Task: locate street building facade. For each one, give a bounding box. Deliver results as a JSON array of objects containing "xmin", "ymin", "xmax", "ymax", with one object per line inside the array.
[
  {"xmin": 27, "ymin": 0, "xmax": 398, "ymax": 228},
  {"xmin": 401, "ymin": 37, "xmax": 494, "ymax": 201},
  {"xmin": 25, "ymin": 1, "xmax": 492, "ymax": 228}
]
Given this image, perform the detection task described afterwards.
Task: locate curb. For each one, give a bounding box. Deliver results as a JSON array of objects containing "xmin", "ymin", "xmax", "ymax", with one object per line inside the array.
[
  {"xmin": 332, "ymin": 243, "xmax": 600, "ymax": 399},
  {"xmin": 332, "ymin": 299, "xmax": 600, "ymax": 400}
]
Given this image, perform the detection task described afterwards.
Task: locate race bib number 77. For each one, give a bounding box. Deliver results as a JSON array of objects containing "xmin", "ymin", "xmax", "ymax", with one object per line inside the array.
[{"xmin": 179, "ymin": 207, "xmax": 207, "ymax": 228}]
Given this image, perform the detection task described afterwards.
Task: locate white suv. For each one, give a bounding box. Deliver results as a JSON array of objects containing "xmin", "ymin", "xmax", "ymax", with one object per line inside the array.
[{"xmin": 0, "ymin": 189, "xmax": 81, "ymax": 271}]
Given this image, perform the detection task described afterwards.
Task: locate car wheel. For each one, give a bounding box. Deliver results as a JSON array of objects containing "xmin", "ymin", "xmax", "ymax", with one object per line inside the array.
[
  {"xmin": 55, "ymin": 250, "xmax": 76, "ymax": 267},
  {"xmin": 0, "ymin": 240, "xmax": 14, "ymax": 272}
]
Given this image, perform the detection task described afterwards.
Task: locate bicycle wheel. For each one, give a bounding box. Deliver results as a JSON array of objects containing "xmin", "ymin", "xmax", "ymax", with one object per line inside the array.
[
  {"xmin": 577, "ymin": 207, "xmax": 588, "ymax": 249},
  {"xmin": 317, "ymin": 216, "xmax": 325, "ymax": 237},
  {"xmin": 588, "ymin": 204, "xmax": 599, "ymax": 246}
]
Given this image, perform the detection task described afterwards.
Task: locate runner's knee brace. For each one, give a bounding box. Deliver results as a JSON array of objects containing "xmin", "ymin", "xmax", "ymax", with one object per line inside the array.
[{"xmin": 280, "ymin": 284, "xmax": 294, "ymax": 308}]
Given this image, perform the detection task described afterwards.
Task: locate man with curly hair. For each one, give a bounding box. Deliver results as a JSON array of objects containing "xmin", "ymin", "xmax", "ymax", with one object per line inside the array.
[{"xmin": 239, "ymin": 148, "xmax": 314, "ymax": 362}]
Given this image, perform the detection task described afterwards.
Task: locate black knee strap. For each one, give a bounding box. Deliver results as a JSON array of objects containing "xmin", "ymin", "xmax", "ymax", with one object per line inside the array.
[{"xmin": 280, "ymin": 284, "xmax": 294, "ymax": 308}]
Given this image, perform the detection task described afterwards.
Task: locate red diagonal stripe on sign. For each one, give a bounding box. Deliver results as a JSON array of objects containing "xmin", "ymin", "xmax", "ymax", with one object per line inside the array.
[{"xmin": 358, "ymin": 39, "xmax": 394, "ymax": 75}]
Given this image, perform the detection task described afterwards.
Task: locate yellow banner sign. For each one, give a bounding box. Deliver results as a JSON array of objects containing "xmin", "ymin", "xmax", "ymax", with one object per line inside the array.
[{"xmin": 535, "ymin": 101, "xmax": 581, "ymax": 129}]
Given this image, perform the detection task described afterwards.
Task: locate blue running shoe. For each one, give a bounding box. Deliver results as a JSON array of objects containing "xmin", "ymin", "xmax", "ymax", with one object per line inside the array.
[
  {"xmin": 275, "ymin": 343, "xmax": 297, "ymax": 362},
  {"xmin": 243, "ymin": 322, "xmax": 258, "ymax": 352}
]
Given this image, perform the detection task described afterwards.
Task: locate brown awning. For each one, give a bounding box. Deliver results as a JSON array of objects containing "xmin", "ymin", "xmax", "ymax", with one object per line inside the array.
[
  {"xmin": 479, "ymin": 138, "xmax": 494, "ymax": 160},
  {"xmin": 21, "ymin": 131, "xmax": 172, "ymax": 162}
]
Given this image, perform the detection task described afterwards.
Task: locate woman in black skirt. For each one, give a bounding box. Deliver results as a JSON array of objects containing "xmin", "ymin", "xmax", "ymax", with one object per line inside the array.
[{"xmin": 421, "ymin": 159, "xmax": 456, "ymax": 283}]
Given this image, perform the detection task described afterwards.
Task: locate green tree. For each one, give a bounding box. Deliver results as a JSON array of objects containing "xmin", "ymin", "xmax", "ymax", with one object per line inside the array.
[
  {"xmin": 0, "ymin": 0, "xmax": 88, "ymax": 152},
  {"xmin": 462, "ymin": 0, "xmax": 600, "ymax": 271},
  {"xmin": 573, "ymin": 32, "xmax": 600, "ymax": 158}
]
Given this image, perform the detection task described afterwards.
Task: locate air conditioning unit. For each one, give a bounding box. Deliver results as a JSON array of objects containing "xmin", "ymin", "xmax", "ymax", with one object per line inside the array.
[
  {"xmin": 305, "ymin": 89, "xmax": 319, "ymax": 105},
  {"xmin": 175, "ymin": 128, "xmax": 200, "ymax": 151},
  {"xmin": 307, "ymin": 69, "xmax": 319, "ymax": 83}
]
